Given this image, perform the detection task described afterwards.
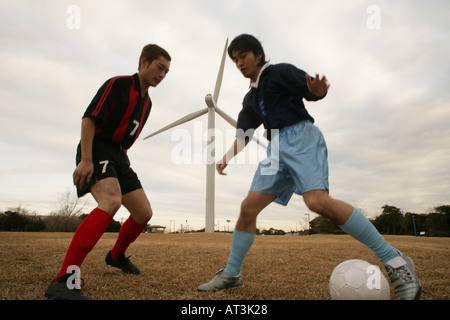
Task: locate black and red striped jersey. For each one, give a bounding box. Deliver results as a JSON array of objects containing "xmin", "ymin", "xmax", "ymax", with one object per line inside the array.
[{"xmin": 83, "ymin": 73, "xmax": 152, "ymax": 149}]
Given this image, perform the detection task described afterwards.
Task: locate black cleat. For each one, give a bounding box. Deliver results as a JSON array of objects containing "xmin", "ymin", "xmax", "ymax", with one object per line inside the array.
[
  {"xmin": 45, "ymin": 273, "xmax": 90, "ymax": 300},
  {"xmin": 105, "ymin": 251, "xmax": 140, "ymax": 275}
]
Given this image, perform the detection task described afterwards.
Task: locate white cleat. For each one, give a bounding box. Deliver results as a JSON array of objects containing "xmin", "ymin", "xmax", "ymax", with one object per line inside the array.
[
  {"xmin": 198, "ymin": 269, "xmax": 244, "ymax": 292},
  {"xmin": 384, "ymin": 252, "xmax": 422, "ymax": 300}
]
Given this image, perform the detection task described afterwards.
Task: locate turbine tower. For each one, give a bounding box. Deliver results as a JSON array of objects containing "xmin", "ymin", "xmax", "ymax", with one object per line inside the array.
[{"xmin": 144, "ymin": 39, "xmax": 265, "ymax": 233}]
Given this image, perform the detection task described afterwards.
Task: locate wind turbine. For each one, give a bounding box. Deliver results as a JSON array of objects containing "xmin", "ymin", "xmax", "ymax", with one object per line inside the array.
[{"xmin": 143, "ymin": 38, "xmax": 265, "ymax": 233}]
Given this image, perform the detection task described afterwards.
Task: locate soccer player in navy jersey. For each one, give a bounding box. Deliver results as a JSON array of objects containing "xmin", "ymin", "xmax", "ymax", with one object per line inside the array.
[
  {"xmin": 197, "ymin": 34, "xmax": 421, "ymax": 300},
  {"xmin": 45, "ymin": 44, "xmax": 171, "ymax": 300}
]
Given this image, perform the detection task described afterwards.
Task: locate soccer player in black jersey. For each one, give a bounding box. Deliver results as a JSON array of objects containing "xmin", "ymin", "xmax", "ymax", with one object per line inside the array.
[{"xmin": 45, "ymin": 44, "xmax": 171, "ymax": 300}]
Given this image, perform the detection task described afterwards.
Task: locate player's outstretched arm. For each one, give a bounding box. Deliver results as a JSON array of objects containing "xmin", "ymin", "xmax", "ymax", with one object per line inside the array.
[{"xmin": 216, "ymin": 137, "xmax": 249, "ymax": 175}]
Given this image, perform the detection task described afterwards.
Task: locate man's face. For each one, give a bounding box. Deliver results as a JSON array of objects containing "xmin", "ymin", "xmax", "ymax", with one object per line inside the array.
[
  {"xmin": 231, "ymin": 50, "xmax": 262, "ymax": 82},
  {"xmin": 140, "ymin": 56, "xmax": 170, "ymax": 87}
]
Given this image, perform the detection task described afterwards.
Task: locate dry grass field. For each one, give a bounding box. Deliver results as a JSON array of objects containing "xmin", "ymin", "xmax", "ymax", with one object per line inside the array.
[{"xmin": 0, "ymin": 232, "xmax": 448, "ymax": 301}]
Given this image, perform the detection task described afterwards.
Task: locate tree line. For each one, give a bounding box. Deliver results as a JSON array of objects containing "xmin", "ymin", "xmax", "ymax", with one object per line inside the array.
[
  {"xmin": 0, "ymin": 206, "xmax": 121, "ymax": 232},
  {"xmin": 1, "ymin": 199, "xmax": 449, "ymax": 237},
  {"xmin": 309, "ymin": 204, "xmax": 450, "ymax": 237},
  {"xmin": 0, "ymin": 190, "xmax": 121, "ymax": 232}
]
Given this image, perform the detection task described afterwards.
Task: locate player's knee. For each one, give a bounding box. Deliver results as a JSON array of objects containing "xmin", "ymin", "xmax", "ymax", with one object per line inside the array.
[
  {"xmin": 304, "ymin": 194, "xmax": 326, "ymax": 214},
  {"xmin": 111, "ymin": 196, "xmax": 123, "ymax": 213},
  {"xmin": 131, "ymin": 207, "xmax": 152, "ymax": 225},
  {"xmin": 239, "ymin": 199, "xmax": 259, "ymax": 223},
  {"xmin": 100, "ymin": 195, "xmax": 122, "ymax": 216},
  {"xmin": 240, "ymin": 198, "xmax": 251, "ymax": 215},
  {"xmin": 139, "ymin": 199, "xmax": 153, "ymax": 223},
  {"xmin": 142, "ymin": 208, "xmax": 153, "ymax": 224}
]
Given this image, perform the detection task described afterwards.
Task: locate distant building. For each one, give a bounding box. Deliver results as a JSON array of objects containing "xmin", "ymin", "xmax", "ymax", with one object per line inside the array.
[{"xmin": 144, "ymin": 225, "xmax": 166, "ymax": 234}]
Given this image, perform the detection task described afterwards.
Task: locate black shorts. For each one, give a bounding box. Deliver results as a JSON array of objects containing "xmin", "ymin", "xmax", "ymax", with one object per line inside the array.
[{"xmin": 75, "ymin": 138, "xmax": 142, "ymax": 197}]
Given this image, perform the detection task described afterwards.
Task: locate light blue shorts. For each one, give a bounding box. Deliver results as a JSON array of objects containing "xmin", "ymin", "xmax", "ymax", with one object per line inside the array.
[{"xmin": 249, "ymin": 121, "xmax": 329, "ymax": 205}]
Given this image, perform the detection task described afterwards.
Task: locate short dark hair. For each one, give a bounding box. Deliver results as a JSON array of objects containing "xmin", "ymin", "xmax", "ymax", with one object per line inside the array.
[
  {"xmin": 139, "ymin": 44, "xmax": 171, "ymax": 70},
  {"xmin": 228, "ymin": 34, "xmax": 267, "ymax": 66}
]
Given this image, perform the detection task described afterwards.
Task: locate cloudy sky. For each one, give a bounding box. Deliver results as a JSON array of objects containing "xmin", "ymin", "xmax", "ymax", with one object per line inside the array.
[{"xmin": 1, "ymin": 0, "xmax": 448, "ymax": 231}]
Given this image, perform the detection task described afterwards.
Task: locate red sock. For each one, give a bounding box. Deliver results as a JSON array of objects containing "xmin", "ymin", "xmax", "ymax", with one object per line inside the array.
[
  {"xmin": 55, "ymin": 208, "xmax": 112, "ymax": 282},
  {"xmin": 110, "ymin": 217, "xmax": 146, "ymax": 261}
]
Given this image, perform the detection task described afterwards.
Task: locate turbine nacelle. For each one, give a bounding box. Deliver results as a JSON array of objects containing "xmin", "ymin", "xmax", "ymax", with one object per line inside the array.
[{"xmin": 205, "ymin": 94, "xmax": 216, "ymax": 109}]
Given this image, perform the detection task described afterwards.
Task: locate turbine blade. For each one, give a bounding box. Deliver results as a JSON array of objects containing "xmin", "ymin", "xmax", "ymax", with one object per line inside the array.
[
  {"xmin": 216, "ymin": 107, "xmax": 267, "ymax": 149},
  {"xmin": 143, "ymin": 108, "xmax": 208, "ymax": 140},
  {"xmin": 215, "ymin": 106, "xmax": 236, "ymax": 127},
  {"xmin": 213, "ymin": 38, "xmax": 229, "ymax": 103}
]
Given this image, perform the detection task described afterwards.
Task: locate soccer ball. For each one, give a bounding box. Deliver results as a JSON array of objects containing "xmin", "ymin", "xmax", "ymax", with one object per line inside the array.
[{"xmin": 329, "ymin": 259, "xmax": 391, "ymax": 300}]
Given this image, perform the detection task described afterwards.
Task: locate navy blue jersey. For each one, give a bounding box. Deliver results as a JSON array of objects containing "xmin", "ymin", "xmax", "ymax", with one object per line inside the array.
[
  {"xmin": 236, "ymin": 63, "xmax": 325, "ymax": 140},
  {"xmin": 83, "ymin": 73, "xmax": 152, "ymax": 149}
]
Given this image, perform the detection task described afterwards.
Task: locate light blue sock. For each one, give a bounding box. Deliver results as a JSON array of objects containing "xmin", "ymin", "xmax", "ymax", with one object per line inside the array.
[
  {"xmin": 224, "ymin": 230, "xmax": 255, "ymax": 276},
  {"xmin": 339, "ymin": 208, "xmax": 399, "ymax": 263}
]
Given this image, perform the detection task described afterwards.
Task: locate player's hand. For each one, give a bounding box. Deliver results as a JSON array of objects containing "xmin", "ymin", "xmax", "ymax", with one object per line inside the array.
[
  {"xmin": 73, "ymin": 160, "xmax": 94, "ymax": 190},
  {"xmin": 216, "ymin": 162, "xmax": 228, "ymax": 175},
  {"xmin": 306, "ymin": 73, "xmax": 330, "ymax": 97}
]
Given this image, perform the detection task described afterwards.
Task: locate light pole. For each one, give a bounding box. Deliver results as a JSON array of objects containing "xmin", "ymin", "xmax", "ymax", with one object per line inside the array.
[{"xmin": 305, "ymin": 213, "xmax": 310, "ymax": 235}]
